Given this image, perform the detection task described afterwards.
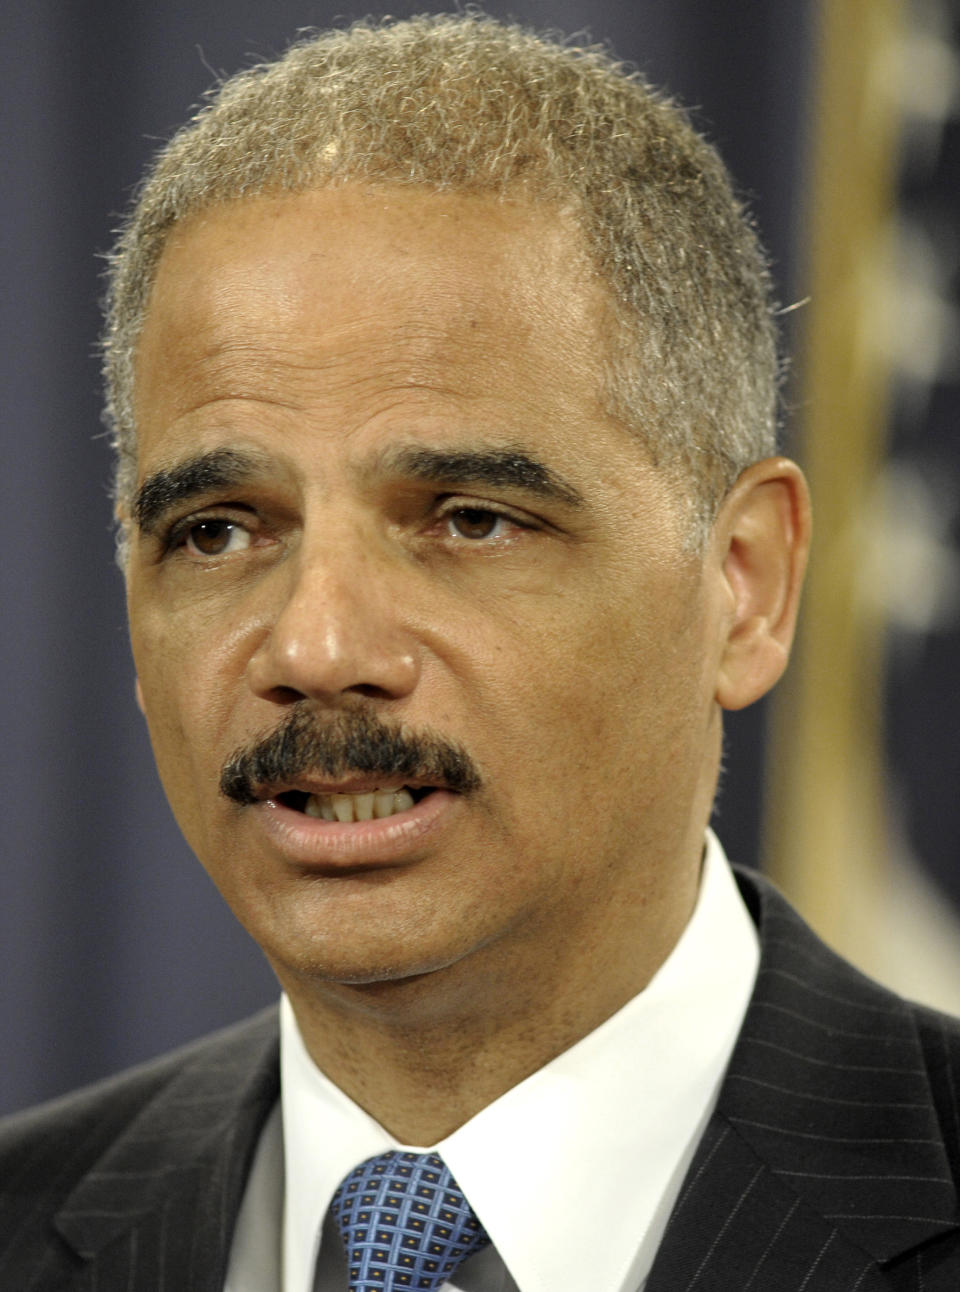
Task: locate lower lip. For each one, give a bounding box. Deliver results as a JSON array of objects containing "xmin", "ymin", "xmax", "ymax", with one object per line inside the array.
[{"xmin": 248, "ymin": 790, "xmax": 460, "ymax": 870}]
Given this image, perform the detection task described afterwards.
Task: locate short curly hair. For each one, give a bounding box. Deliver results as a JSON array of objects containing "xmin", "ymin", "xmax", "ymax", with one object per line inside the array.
[{"xmin": 103, "ymin": 12, "xmax": 779, "ymax": 543}]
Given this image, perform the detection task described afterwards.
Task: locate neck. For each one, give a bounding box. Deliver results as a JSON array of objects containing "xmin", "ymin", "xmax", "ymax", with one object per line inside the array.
[{"xmin": 276, "ymin": 859, "xmax": 700, "ymax": 1144}]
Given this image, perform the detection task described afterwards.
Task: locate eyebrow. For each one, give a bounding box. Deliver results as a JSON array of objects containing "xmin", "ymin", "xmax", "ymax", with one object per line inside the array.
[
  {"xmin": 132, "ymin": 440, "xmax": 585, "ymax": 534},
  {"xmin": 133, "ymin": 448, "xmax": 266, "ymax": 533},
  {"xmin": 381, "ymin": 445, "xmax": 585, "ymax": 508}
]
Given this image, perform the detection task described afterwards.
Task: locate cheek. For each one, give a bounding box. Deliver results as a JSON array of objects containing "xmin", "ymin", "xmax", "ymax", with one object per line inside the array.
[
  {"xmin": 484, "ymin": 573, "xmax": 712, "ymax": 805},
  {"xmin": 133, "ymin": 648, "xmax": 207, "ymax": 819},
  {"xmin": 129, "ymin": 599, "xmax": 254, "ymax": 795}
]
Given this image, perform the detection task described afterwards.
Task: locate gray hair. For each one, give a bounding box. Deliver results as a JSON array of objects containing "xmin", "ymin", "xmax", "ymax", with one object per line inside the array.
[{"xmin": 103, "ymin": 13, "xmax": 779, "ymax": 542}]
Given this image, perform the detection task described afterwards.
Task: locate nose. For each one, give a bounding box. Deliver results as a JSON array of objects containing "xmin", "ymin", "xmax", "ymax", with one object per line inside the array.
[{"xmin": 245, "ymin": 536, "xmax": 421, "ymax": 706}]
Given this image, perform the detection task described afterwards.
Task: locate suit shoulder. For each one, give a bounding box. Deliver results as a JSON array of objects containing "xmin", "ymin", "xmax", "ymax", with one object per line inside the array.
[
  {"xmin": 737, "ymin": 864, "xmax": 960, "ymax": 1032},
  {"xmin": 0, "ymin": 1007, "xmax": 278, "ymax": 1192},
  {"xmin": 0, "ymin": 1009, "xmax": 278, "ymax": 1279},
  {"xmin": 910, "ymin": 999, "xmax": 960, "ymax": 1165},
  {"xmin": 736, "ymin": 864, "xmax": 960, "ymax": 1163},
  {"xmin": 911, "ymin": 996, "xmax": 960, "ymax": 1055}
]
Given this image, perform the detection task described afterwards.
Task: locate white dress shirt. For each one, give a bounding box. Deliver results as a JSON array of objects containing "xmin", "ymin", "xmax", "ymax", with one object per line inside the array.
[{"xmin": 225, "ymin": 831, "xmax": 759, "ymax": 1292}]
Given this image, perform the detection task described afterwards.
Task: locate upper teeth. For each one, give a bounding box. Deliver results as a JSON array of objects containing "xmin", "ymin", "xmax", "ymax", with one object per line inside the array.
[{"xmin": 303, "ymin": 787, "xmax": 416, "ymax": 822}]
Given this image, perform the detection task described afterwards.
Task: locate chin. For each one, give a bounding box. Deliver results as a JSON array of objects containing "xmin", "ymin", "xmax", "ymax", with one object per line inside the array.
[{"xmin": 264, "ymin": 927, "xmax": 478, "ymax": 995}]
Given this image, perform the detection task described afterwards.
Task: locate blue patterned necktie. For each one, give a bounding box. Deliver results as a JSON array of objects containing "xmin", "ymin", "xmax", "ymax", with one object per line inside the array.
[{"xmin": 330, "ymin": 1149, "xmax": 491, "ymax": 1291}]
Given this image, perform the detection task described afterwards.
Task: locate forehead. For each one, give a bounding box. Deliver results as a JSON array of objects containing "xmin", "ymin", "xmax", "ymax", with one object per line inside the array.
[{"xmin": 133, "ymin": 185, "xmax": 614, "ymax": 458}]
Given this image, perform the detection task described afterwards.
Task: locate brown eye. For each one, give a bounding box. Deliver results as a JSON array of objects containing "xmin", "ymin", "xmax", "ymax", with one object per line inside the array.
[
  {"xmin": 446, "ymin": 508, "xmax": 505, "ymax": 540},
  {"xmin": 185, "ymin": 520, "xmax": 251, "ymax": 557}
]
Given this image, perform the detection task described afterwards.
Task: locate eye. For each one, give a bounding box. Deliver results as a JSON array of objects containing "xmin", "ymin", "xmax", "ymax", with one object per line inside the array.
[
  {"xmin": 181, "ymin": 519, "xmax": 252, "ymax": 558},
  {"xmin": 444, "ymin": 508, "xmax": 512, "ymax": 541}
]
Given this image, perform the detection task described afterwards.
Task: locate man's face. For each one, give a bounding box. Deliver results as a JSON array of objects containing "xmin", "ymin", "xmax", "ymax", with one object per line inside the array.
[{"xmin": 126, "ymin": 186, "xmax": 728, "ymax": 1008}]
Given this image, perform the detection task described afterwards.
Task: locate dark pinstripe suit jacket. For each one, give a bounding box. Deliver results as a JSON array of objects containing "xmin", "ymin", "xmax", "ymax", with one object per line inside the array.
[{"xmin": 2, "ymin": 868, "xmax": 959, "ymax": 1291}]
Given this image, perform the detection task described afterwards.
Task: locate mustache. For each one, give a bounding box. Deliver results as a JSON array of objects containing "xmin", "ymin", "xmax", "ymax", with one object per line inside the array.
[{"xmin": 219, "ymin": 706, "xmax": 482, "ymax": 806}]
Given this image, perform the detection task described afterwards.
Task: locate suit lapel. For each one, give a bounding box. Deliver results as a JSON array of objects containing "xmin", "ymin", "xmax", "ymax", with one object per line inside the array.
[
  {"xmin": 646, "ymin": 1118, "xmax": 887, "ymax": 1290},
  {"xmin": 647, "ymin": 869, "xmax": 959, "ymax": 1291},
  {"xmin": 51, "ymin": 1009, "xmax": 279, "ymax": 1291}
]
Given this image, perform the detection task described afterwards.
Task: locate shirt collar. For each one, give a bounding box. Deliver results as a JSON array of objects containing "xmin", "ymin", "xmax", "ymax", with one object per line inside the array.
[{"xmin": 281, "ymin": 830, "xmax": 759, "ymax": 1292}]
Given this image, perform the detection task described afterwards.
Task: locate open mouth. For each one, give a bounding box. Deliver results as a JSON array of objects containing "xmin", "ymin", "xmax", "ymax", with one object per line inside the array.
[{"xmin": 276, "ymin": 786, "xmax": 436, "ymax": 823}]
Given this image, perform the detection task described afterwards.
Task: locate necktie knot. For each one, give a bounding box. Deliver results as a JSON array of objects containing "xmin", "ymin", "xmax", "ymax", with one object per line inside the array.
[{"xmin": 330, "ymin": 1149, "xmax": 490, "ymax": 1291}]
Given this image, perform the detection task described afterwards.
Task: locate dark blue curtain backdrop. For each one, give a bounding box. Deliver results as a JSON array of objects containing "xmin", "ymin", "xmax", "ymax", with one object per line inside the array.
[{"xmin": 1, "ymin": 0, "xmax": 814, "ymax": 1114}]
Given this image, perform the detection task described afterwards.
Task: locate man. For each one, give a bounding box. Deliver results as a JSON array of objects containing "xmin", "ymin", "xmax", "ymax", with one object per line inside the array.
[{"xmin": 1, "ymin": 14, "xmax": 958, "ymax": 1291}]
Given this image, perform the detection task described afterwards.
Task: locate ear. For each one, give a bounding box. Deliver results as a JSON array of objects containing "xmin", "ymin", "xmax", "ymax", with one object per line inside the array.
[{"xmin": 713, "ymin": 457, "xmax": 811, "ymax": 711}]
